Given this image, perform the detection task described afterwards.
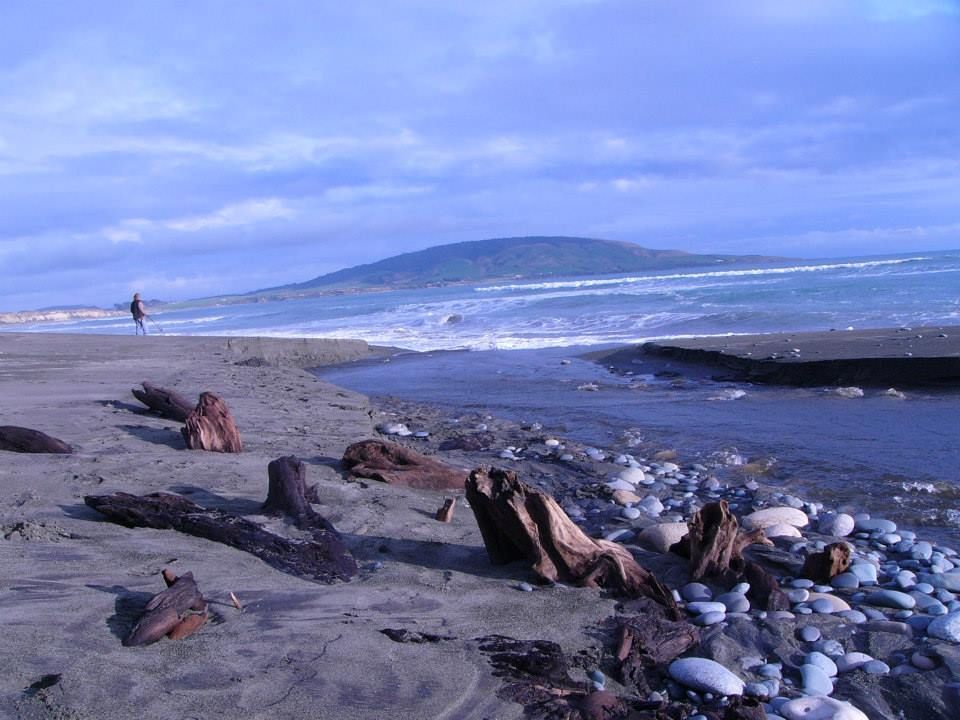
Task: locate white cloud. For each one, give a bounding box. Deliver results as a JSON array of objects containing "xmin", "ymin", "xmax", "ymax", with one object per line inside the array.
[{"xmin": 166, "ymin": 198, "xmax": 295, "ymax": 232}]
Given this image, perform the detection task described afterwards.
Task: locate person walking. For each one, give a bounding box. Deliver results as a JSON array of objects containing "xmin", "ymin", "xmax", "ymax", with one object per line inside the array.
[{"xmin": 130, "ymin": 293, "xmax": 147, "ymax": 335}]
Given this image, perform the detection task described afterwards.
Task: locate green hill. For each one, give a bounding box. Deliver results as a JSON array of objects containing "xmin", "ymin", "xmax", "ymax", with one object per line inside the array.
[{"xmin": 262, "ymin": 236, "xmax": 781, "ymax": 295}]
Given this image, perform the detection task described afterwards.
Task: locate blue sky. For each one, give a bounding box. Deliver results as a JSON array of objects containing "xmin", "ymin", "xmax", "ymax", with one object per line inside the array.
[{"xmin": 1, "ymin": 0, "xmax": 958, "ymax": 310}]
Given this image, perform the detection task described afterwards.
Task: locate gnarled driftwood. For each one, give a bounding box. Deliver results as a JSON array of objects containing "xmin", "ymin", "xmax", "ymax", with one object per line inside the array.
[
  {"xmin": 131, "ymin": 381, "xmax": 193, "ymax": 422},
  {"xmin": 0, "ymin": 426, "xmax": 72, "ymax": 454},
  {"xmin": 671, "ymin": 500, "xmax": 790, "ymax": 611},
  {"xmin": 262, "ymin": 455, "xmax": 338, "ymax": 535},
  {"xmin": 181, "ymin": 392, "xmax": 242, "ymax": 452},
  {"xmin": 85, "ymin": 491, "xmax": 356, "ymax": 584},
  {"xmin": 124, "ymin": 569, "xmax": 207, "ymax": 647},
  {"xmin": 465, "ymin": 467, "xmax": 679, "ymax": 613},
  {"xmin": 342, "ymin": 439, "xmax": 466, "ymax": 490},
  {"xmin": 800, "ymin": 541, "xmax": 851, "ymax": 584},
  {"xmin": 615, "ymin": 609, "xmax": 700, "ymax": 695}
]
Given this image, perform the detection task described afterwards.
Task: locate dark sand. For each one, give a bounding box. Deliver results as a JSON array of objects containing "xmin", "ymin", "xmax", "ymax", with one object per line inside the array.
[{"xmin": 616, "ymin": 325, "xmax": 960, "ymax": 386}]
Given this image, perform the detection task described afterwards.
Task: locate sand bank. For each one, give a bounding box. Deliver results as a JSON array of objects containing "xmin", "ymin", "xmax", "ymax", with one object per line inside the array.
[
  {"xmin": 600, "ymin": 325, "xmax": 960, "ymax": 386},
  {"xmin": 0, "ymin": 333, "xmax": 621, "ymax": 719}
]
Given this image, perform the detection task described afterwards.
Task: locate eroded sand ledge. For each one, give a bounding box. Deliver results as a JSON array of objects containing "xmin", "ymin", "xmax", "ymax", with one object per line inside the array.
[{"xmin": 0, "ymin": 333, "xmax": 613, "ymax": 719}]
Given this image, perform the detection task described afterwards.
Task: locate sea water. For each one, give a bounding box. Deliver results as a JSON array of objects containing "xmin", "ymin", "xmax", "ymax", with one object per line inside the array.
[{"xmin": 13, "ymin": 250, "xmax": 960, "ymax": 544}]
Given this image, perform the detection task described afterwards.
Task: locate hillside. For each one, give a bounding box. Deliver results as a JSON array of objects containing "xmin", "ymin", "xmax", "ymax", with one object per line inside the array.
[{"xmin": 259, "ymin": 236, "xmax": 781, "ymax": 296}]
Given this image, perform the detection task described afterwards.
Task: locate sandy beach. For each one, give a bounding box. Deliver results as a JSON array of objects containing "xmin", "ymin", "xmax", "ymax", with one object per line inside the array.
[
  {"xmin": 0, "ymin": 333, "xmax": 623, "ymax": 720},
  {"xmin": 3, "ymin": 332, "xmax": 960, "ymax": 720}
]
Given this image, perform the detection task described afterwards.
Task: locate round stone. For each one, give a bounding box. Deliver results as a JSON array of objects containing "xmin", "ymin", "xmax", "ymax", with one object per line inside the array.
[
  {"xmin": 765, "ymin": 523, "xmax": 802, "ymax": 538},
  {"xmin": 862, "ymin": 660, "xmax": 890, "ymax": 674},
  {"xmin": 806, "ymin": 592, "xmax": 850, "ymax": 612},
  {"xmin": 686, "ymin": 601, "xmax": 727, "ymax": 615},
  {"xmin": 787, "ymin": 588, "xmax": 810, "ymax": 604},
  {"xmin": 779, "ymin": 696, "xmax": 869, "ymax": 720},
  {"xmin": 838, "ymin": 609, "xmax": 868, "ymax": 624},
  {"xmin": 911, "ymin": 652, "xmax": 938, "ymax": 670},
  {"xmin": 742, "ymin": 507, "xmax": 809, "ymax": 531},
  {"xmin": 612, "ymin": 489, "xmax": 642, "ymax": 506},
  {"xmin": 800, "ymin": 663, "xmax": 833, "ymax": 695},
  {"xmin": 927, "ymin": 611, "xmax": 960, "ymax": 642},
  {"xmin": 668, "ymin": 658, "xmax": 744, "ymax": 696},
  {"xmin": 849, "ymin": 563, "xmax": 878, "ymax": 585},
  {"xmin": 831, "ymin": 572, "xmax": 859, "ymax": 589},
  {"xmin": 681, "ymin": 582, "xmax": 713, "ymax": 602},
  {"xmin": 716, "ymin": 592, "xmax": 750, "ymax": 613},
  {"xmin": 855, "ymin": 517, "xmax": 897, "ymax": 534},
  {"xmin": 637, "ymin": 522, "xmax": 688, "ymax": 553},
  {"xmin": 616, "ymin": 467, "xmax": 647, "ymax": 484},
  {"xmin": 865, "ymin": 589, "xmax": 917, "ymax": 610},
  {"xmin": 836, "ymin": 652, "xmax": 874, "ymax": 673},
  {"xmin": 818, "ymin": 512, "xmax": 855, "ymax": 537},
  {"xmin": 798, "ymin": 625, "xmax": 821, "ymax": 642},
  {"xmin": 694, "ymin": 611, "xmax": 726, "ymax": 626},
  {"xmin": 806, "ymin": 651, "xmax": 837, "ymax": 677},
  {"xmin": 621, "ymin": 507, "xmax": 642, "ymax": 520},
  {"xmin": 811, "ymin": 598, "xmax": 837, "ymax": 614}
]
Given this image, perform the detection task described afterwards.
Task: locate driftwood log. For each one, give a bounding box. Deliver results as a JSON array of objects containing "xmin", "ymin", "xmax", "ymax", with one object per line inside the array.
[
  {"xmin": 342, "ymin": 439, "xmax": 466, "ymax": 490},
  {"xmin": 671, "ymin": 501, "xmax": 790, "ymax": 611},
  {"xmin": 181, "ymin": 392, "xmax": 242, "ymax": 452},
  {"xmin": 615, "ymin": 609, "xmax": 701, "ymax": 696},
  {"xmin": 124, "ymin": 569, "xmax": 208, "ymax": 647},
  {"xmin": 131, "ymin": 382, "xmax": 193, "ymax": 422},
  {"xmin": 465, "ymin": 467, "xmax": 679, "ymax": 614},
  {"xmin": 0, "ymin": 426, "xmax": 72, "ymax": 454},
  {"xmin": 800, "ymin": 541, "xmax": 852, "ymax": 584},
  {"xmin": 85, "ymin": 491, "xmax": 356, "ymax": 583},
  {"xmin": 262, "ymin": 455, "xmax": 337, "ymax": 534}
]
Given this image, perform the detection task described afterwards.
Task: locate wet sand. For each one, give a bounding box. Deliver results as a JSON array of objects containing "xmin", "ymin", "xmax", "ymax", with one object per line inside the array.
[{"xmin": 624, "ymin": 325, "xmax": 960, "ymax": 386}]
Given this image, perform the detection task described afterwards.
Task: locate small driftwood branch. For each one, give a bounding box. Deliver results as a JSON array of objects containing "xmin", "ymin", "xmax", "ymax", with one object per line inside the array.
[
  {"xmin": 85, "ymin": 491, "xmax": 356, "ymax": 584},
  {"xmin": 124, "ymin": 569, "xmax": 207, "ymax": 647},
  {"xmin": 465, "ymin": 467, "xmax": 679, "ymax": 614},
  {"xmin": 342, "ymin": 439, "xmax": 467, "ymax": 490},
  {"xmin": 181, "ymin": 392, "xmax": 242, "ymax": 453},
  {"xmin": 0, "ymin": 426, "xmax": 72, "ymax": 454},
  {"xmin": 131, "ymin": 382, "xmax": 193, "ymax": 422},
  {"xmin": 435, "ymin": 497, "xmax": 456, "ymax": 522}
]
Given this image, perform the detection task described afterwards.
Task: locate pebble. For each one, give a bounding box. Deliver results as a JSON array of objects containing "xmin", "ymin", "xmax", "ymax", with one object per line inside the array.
[
  {"xmin": 616, "ymin": 467, "xmax": 647, "ymax": 485},
  {"xmin": 800, "ymin": 663, "xmax": 833, "ymax": 695},
  {"xmin": 798, "ymin": 625, "xmax": 821, "ymax": 642},
  {"xmin": 637, "ymin": 522, "xmax": 688, "ymax": 553},
  {"xmin": 862, "ymin": 660, "xmax": 890, "ymax": 675},
  {"xmin": 811, "ymin": 598, "xmax": 837, "ymax": 614},
  {"xmin": 611, "ymin": 489, "xmax": 641, "ymax": 506},
  {"xmin": 517, "ymin": 582, "xmax": 534, "ymax": 592},
  {"xmin": 837, "ymin": 609, "xmax": 868, "ymax": 624},
  {"xmin": 694, "ymin": 611, "xmax": 727, "ymax": 626},
  {"xmin": 779, "ymin": 696, "xmax": 869, "ymax": 720},
  {"xmin": 716, "ymin": 592, "xmax": 750, "ymax": 613},
  {"xmin": 686, "ymin": 601, "xmax": 727, "ymax": 615},
  {"xmin": 911, "ymin": 651, "xmax": 938, "ymax": 670},
  {"xmin": 818, "ymin": 512, "xmax": 855, "ymax": 537},
  {"xmin": 855, "ymin": 517, "xmax": 897, "ymax": 534},
  {"xmin": 756, "ymin": 663, "xmax": 782, "ymax": 679},
  {"xmin": 668, "ymin": 658, "xmax": 744, "ymax": 696},
  {"xmin": 620, "ymin": 507, "xmax": 642, "ymax": 520},
  {"xmin": 765, "ymin": 523, "xmax": 802, "ymax": 538},
  {"xmin": 806, "ymin": 651, "xmax": 838, "ymax": 677},
  {"xmin": 742, "ymin": 507, "xmax": 809, "ymax": 531},
  {"xmin": 638, "ymin": 496, "xmax": 664, "ymax": 515},
  {"xmin": 865, "ymin": 589, "xmax": 917, "ymax": 610},
  {"xmin": 849, "ymin": 563, "xmax": 878, "ymax": 585},
  {"xmin": 786, "ymin": 588, "xmax": 810, "ymax": 604},
  {"xmin": 830, "ymin": 572, "xmax": 859, "ymax": 589},
  {"xmin": 806, "ymin": 593, "xmax": 850, "ymax": 612},
  {"xmin": 681, "ymin": 583, "xmax": 713, "ymax": 602},
  {"xmin": 836, "ymin": 652, "xmax": 873, "ymax": 673},
  {"xmin": 605, "ymin": 479, "xmax": 635, "ymax": 492},
  {"xmin": 927, "ymin": 611, "xmax": 960, "ymax": 642}
]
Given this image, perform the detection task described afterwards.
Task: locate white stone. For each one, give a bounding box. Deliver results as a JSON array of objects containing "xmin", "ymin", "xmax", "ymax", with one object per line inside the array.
[
  {"xmin": 780, "ymin": 696, "xmax": 869, "ymax": 720},
  {"xmin": 606, "ymin": 479, "xmax": 636, "ymax": 492},
  {"xmin": 616, "ymin": 467, "xmax": 647, "ymax": 485},
  {"xmin": 836, "ymin": 652, "xmax": 874, "ymax": 673},
  {"xmin": 637, "ymin": 522, "xmax": 689, "ymax": 553},
  {"xmin": 742, "ymin": 507, "xmax": 809, "ymax": 531},
  {"xmin": 668, "ymin": 658, "xmax": 744, "ymax": 696},
  {"xmin": 818, "ymin": 512, "xmax": 855, "ymax": 537},
  {"xmin": 764, "ymin": 523, "xmax": 803, "ymax": 538},
  {"xmin": 805, "ymin": 592, "xmax": 851, "ymax": 612}
]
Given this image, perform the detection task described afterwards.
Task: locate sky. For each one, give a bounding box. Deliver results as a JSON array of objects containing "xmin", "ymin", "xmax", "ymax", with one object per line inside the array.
[{"xmin": 1, "ymin": 0, "xmax": 958, "ymax": 311}]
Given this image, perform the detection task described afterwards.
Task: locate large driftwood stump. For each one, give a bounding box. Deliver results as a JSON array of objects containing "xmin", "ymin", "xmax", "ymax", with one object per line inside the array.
[
  {"xmin": 0, "ymin": 426, "xmax": 72, "ymax": 454},
  {"xmin": 262, "ymin": 455, "xmax": 336, "ymax": 534},
  {"xmin": 671, "ymin": 500, "xmax": 790, "ymax": 611},
  {"xmin": 342, "ymin": 439, "xmax": 466, "ymax": 490},
  {"xmin": 465, "ymin": 467, "xmax": 679, "ymax": 614},
  {"xmin": 800, "ymin": 541, "xmax": 851, "ymax": 584},
  {"xmin": 85, "ymin": 491, "xmax": 356, "ymax": 583},
  {"xmin": 131, "ymin": 382, "xmax": 193, "ymax": 422},
  {"xmin": 181, "ymin": 392, "xmax": 242, "ymax": 452},
  {"xmin": 124, "ymin": 569, "xmax": 208, "ymax": 647}
]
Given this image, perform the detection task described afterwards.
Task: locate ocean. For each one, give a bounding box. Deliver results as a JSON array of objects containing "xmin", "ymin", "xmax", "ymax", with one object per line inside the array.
[{"xmin": 10, "ymin": 250, "xmax": 960, "ymax": 544}]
